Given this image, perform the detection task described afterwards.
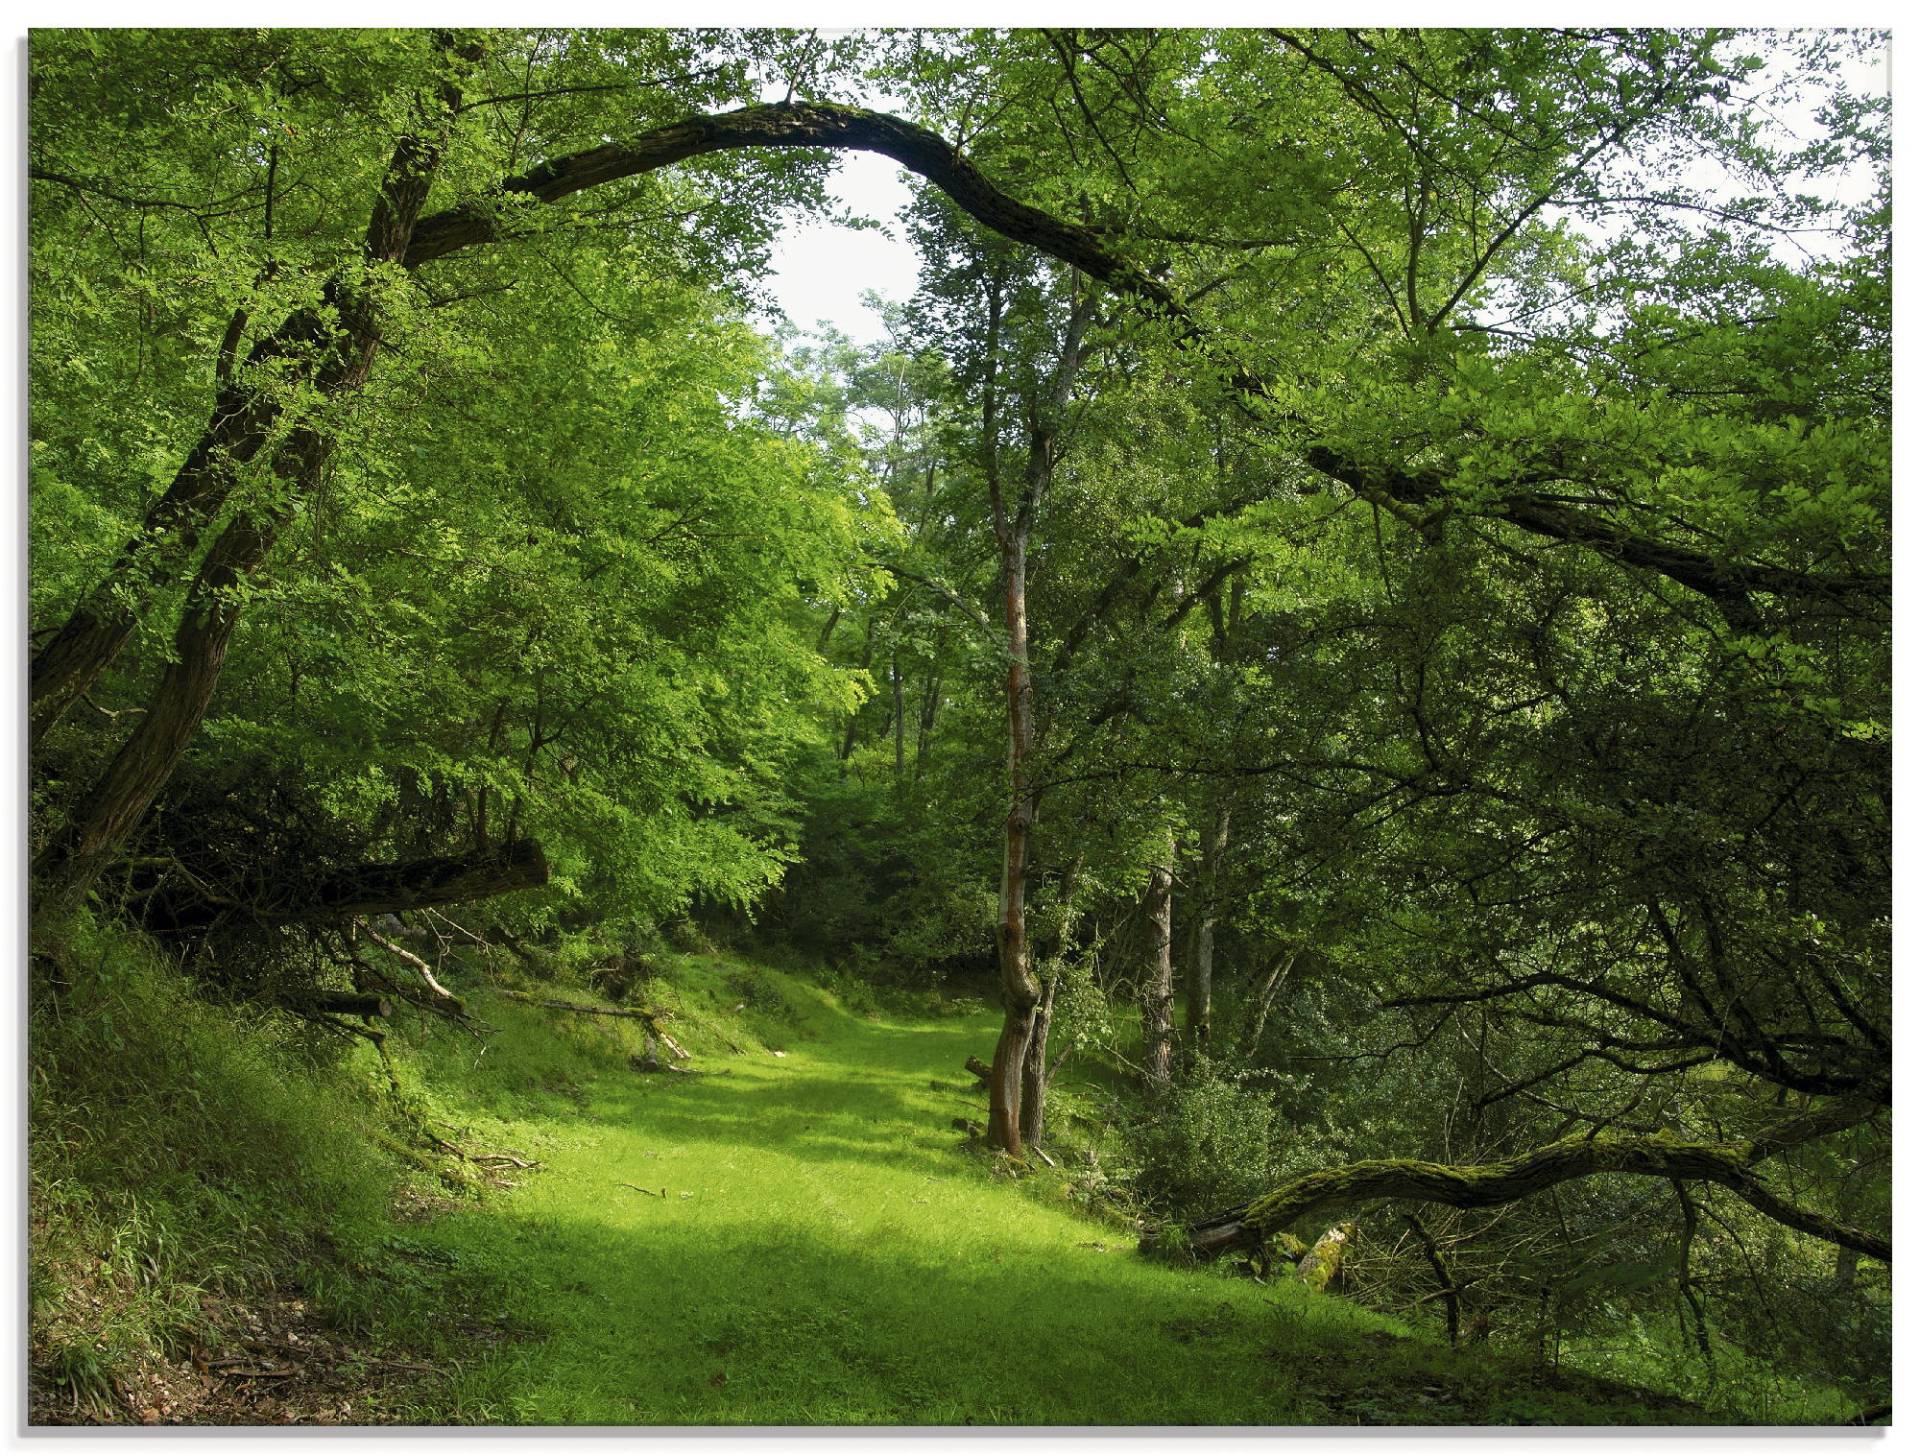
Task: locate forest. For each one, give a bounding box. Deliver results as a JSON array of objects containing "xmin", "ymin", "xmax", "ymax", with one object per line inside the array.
[{"xmin": 25, "ymin": 27, "xmax": 1890, "ymax": 1428}]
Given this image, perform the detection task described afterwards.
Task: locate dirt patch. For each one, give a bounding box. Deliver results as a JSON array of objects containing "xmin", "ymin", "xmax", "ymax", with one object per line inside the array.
[{"xmin": 29, "ymin": 1290, "xmax": 490, "ymax": 1427}]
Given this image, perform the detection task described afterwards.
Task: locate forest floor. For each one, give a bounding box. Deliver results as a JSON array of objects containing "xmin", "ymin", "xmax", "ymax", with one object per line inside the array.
[
  {"xmin": 32, "ymin": 936, "xmax": 1743, "ymax": 1427},
  {"xmin": 343, "ymin": 956, "xmax": 1715, "ymax": 1426}
]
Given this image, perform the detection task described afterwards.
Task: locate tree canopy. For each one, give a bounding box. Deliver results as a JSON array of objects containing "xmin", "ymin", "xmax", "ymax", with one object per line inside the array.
[{"xmin": 28, "ymin": 25, "xmax": 1890, "ymax": 1409}]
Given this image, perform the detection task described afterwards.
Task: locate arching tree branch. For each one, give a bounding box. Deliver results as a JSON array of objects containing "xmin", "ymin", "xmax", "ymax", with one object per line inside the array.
[{"xmin": 1166, "ymin": 1099, "xmax": 1888, "ymax": 1265}]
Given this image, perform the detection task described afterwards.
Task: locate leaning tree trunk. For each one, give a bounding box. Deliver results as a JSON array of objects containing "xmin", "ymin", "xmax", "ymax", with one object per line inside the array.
[
  {"xmin": 33, "ymin": 490, "xmax": 300, "ymax": 927},
  {"xmin": 1185, "ymin": 802, "xmax": 1229, "ymax": 1051},
  {"xmin": 29, "ymin": 61, "xmax": 470, "ymax": 930},
  {"xmin": 139, "ymin": 839, "xmax": 550, "ymax": 934},
  {"xmin": 1161, "ymin": 1099, "xmax": 1890, "ymax": 1264},
  {"xmin": 1142, "ymin": 827, "xmax": 1177, "ymax": 1093},
  {"xmin": 28, "ymin": 38, "xmax": 480, "ymax": 751}
]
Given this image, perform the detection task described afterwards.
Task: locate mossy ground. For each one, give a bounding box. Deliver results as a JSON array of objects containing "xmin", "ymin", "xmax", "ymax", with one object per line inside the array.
[{"xmin": 28, "ymin": 929, "xmax": 1842, "ymax": 1426}]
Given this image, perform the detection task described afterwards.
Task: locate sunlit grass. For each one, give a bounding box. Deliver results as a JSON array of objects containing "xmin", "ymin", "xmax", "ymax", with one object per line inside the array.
[
  {"xmin": 373, "ymin": 953, "xmax": 1724, "ymax": 1426},
  {"xmin": 34, "ymin": 932, "xmax": 1834, "ymax": 1426}
]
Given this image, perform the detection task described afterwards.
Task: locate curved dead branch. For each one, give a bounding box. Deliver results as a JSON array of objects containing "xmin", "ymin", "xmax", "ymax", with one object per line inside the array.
[{"xmin": 1168, "ymin": 1100, "xmax": 1888, "ymax": 1266}]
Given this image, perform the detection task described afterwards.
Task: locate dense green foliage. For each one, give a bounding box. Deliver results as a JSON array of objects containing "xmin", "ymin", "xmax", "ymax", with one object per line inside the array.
[{"xmin": 28, "ymin": 26, "xmax": 1889, "ymax": 1426}]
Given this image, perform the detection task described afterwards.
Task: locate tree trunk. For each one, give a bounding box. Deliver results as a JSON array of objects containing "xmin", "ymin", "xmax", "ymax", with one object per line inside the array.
[
  {"xmin": 1242, "ymin": 943, "xmax": 1301, "ymax": 1056},
  {"xmin": 1835, "ymin": 1246, "xmax": 1860, "ymax": 1292},
  {"xmin": 839, "ymin": 613, "xmax": 876, "ymax": 764},
  {"xmin": 1168, "ymin": 1101, "xmax": 1890, "ymax": 1263},
  {"xmin": 288, "ymin": 841, "xmax": 550, "ymax": 923},
  {"xmin": 136, "ymin": 837, "xmax": 546, "ymax": 944},
  {"xmin": 29, "ymin": 46, "xmax": 477, "ymax": 749},
  {"xmin": 1296, "ymin": 1222, "xmax": 1356, "ymax": 1293},
  {"xmin": 986, "ymin": 524, "xmax": 1041, "ymax": 1154},
  {"xmin": 1405, "ymin": 1214, "xmax": 1461, "ymax": 1345},
  {"xmin": 33, "ymin": 496, "xmax": 300, "ymax": 926},
  {"xmin": 1020, "ymin": 972, "xmax": 1058, "ymax": 1150},
  {"xmin": 891, "ymin": 654, "xmax": 906, "ymax": 779},
  {"xmin": 914, "ymin": 666, "xmax": 941, "ymax": 783},
  {"xmin": 1185, "ymin": 802, "xmax": 1230, "ymax": 1051},
  {"xmin": 1143, "ymin": 827, "xmax": 1177, "ymax": 1093},
  {"xmin": 29, "ymin": 57, "xmax": 473, "ymax": 926},
  {"xmin": 979, "ymin": 277, "xmax": 1092, "ymax": 1157}
]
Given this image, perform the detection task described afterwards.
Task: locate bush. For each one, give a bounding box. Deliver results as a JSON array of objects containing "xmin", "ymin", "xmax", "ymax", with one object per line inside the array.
[{"xmin": 1126, "ymin": 1066, "xmax": 1294, "ymax": 1214}]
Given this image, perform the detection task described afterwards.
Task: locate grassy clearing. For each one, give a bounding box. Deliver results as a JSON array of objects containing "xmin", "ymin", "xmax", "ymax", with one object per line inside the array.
[
  {"xmin": 29, "ymin": 928, "xmax": 1832, "ymax": 1426},
  {"xmin": 370, "ymin": 953, "xmax": 1719, "ymax": 1426}
]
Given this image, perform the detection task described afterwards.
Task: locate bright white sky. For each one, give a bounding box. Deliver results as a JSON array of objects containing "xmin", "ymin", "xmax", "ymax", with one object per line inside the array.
[{"xmin": 764, "ymin": 150, "xmax": 921, "ymax": 347}]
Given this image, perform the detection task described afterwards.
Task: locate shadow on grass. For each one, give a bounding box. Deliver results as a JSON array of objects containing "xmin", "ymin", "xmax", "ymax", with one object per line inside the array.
[{"xmin": 393, "ymin": 982, "xmax": 1717, "ymax": 1427}]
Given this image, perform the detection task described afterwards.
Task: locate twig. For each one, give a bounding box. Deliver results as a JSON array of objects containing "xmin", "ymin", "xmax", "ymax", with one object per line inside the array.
[{"xmin": 362, "ymin": 920, "xmax": 465, "ymax": 1011}]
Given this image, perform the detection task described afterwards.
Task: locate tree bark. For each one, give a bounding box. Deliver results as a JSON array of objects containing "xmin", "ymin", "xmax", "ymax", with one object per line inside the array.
[
  {"xmin": 1142, "ymin": 827, "xmax": 1177, "ymax": 1092},
  {"xmin": 1295, "ymin": 1222, "xmax": 1356, "ymax": 1293},
  {"xmin": 1166, "ymin": 1100, "xmax": 1890, "ymax": 1264},
  {"xmin": 1185, "ymin": 803, "xmax": 1229, "ymax": 1051},
  {"xmin": 1020, "ymin": 971, "xmax": 1058, "ymax": 1150},
  {"xmin": 30, "ymin": 54, "xmax": 474, "ymax": 925},
  {"xmin": 986, "ymin": 516, "xmax": 1041, "ymax": 1154}
]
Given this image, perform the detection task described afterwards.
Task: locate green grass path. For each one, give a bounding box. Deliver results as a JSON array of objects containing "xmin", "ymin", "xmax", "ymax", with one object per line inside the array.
[{"xmin": 399, "ymin": 970, "xmax": 1699, "ymax": 1426}]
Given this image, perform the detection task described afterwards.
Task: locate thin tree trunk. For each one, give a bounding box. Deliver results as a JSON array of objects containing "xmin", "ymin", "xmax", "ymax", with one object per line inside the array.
[
  {"xmin": 1186, "ymin": 802, "xmax": 1230, "ymax": 1051},
  {"xmin": 891, "ymin": 654, "xmax": 906, "ymax": 779},
  {"xmin": 1143, "ymin": 826, "xmax": 1177, "ymax": 1092},
  {"xmin": 1243, "ymin": 943, "xmax": 1301, "ymax": 1055},
  {"xmin": 914, "ymin": 666, "xmax": 940, "ymax": 783},
  {"xmin": 1405, "ymin": 1213, "xmax": 1461, "ymax": 1346},
  {"xmin": 987, "ymin": 526, "xmax": 1041, "ymax": 1153},
  {"xmin": 839, "ymin": 613, "xmax": 876, "ymax": 764},
  {"xmin": 1020, "ymin": 972, "xmax": 1058, "ymax": 1150},
  {"xmin": 981, "ymin": 278, "xmax": 1092, "ymax": 1157}
]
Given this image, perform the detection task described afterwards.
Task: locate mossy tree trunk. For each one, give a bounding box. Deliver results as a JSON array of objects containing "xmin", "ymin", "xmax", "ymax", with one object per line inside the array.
[{"xmin": 1167, "ymin": 1099, "xmax": 1889, "ymax": 1264}]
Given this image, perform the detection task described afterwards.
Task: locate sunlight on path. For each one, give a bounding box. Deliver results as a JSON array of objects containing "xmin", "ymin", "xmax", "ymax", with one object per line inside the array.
[{"xmin": 413, "ymin": 992, "xmax": 1370, "ymax": 1425}]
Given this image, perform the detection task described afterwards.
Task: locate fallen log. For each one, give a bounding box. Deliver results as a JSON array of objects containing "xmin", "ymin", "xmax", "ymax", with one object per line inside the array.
[
  {"xmin": 284, "ymin": 990, "xmax": 391, "ymax": 1019},
  {"xmin": 140, "ymin": 840, "xmax": 551, "ymax": 933},
  {"xmin": 1159, "ymin": 1104, "xmax": 1890, "ymax": 1264},
  {"xmin": 1139, "ymin": 1210, "xmax": 1306, "ymax": 1266},
  {"xmin": 282, "ymin": 840, "xmax": 550, "ymax": 922},
  {"xmin": 965, "ymin": 1054, "xmax": 992, "ymax": 1084},
  {"xmin": 1295, "ymin": 1222, "xmax": 1356, "ymax": 1293}
]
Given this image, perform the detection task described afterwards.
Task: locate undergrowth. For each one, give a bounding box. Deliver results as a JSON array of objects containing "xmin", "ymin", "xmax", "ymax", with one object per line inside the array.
[{"xmin": 23, "ymin": 917, "xmax": 1864, "ymax": 1426}]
